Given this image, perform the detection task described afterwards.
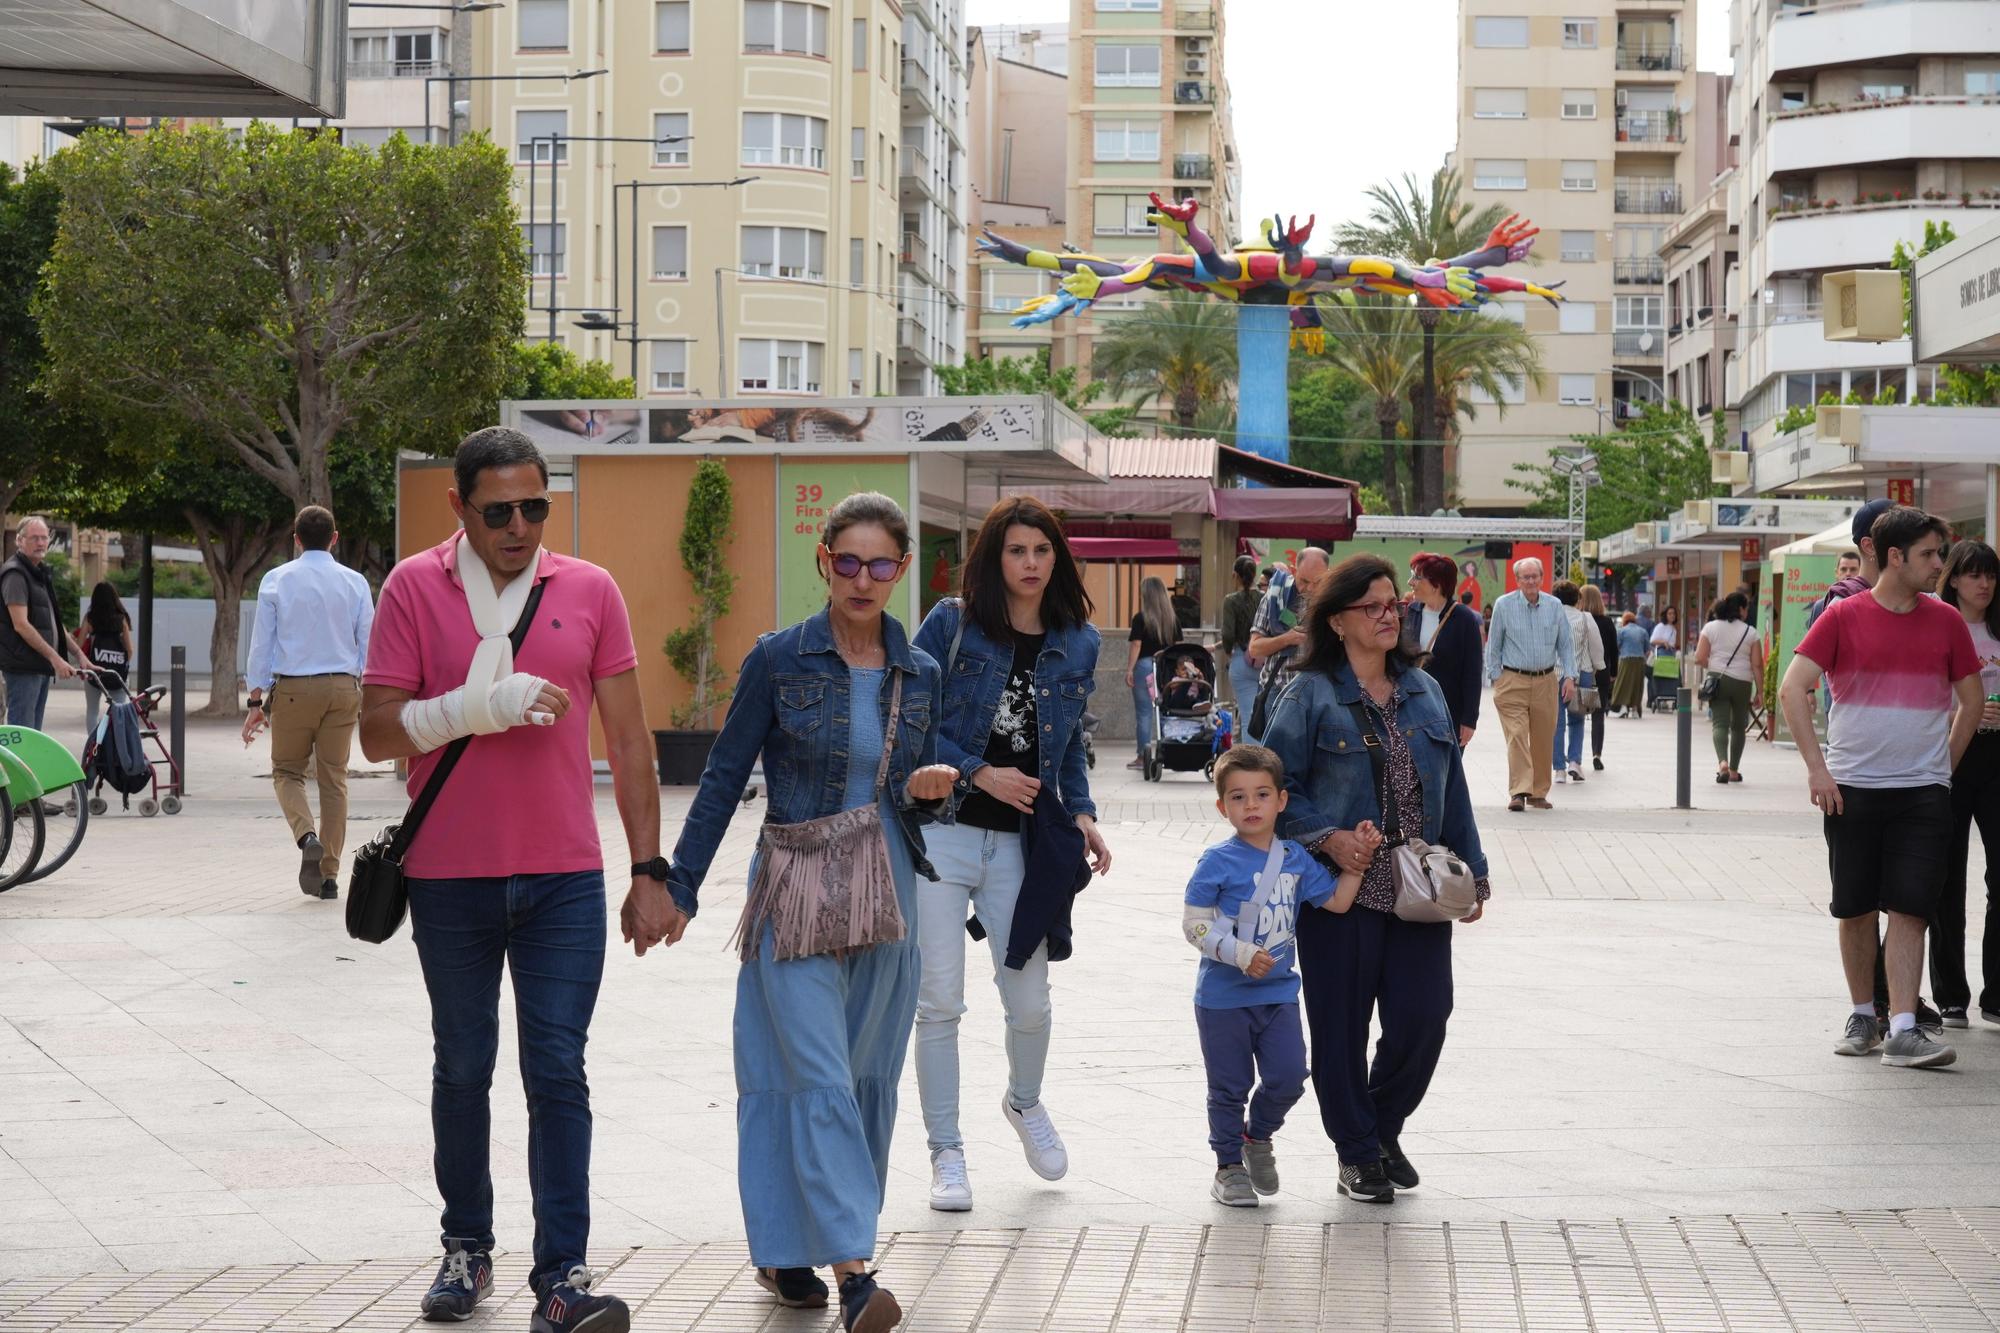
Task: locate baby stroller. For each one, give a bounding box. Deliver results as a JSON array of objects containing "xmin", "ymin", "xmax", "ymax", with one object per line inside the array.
[
  {"xmin": 1647, "ymin": 652, "xmax": 1681, "ymax": 713},
  {"xmin": 79, "ymin": 669, "xmax": 183, "ymax": 815},
  {"xmin": 1142, "ymin": 643, "xmax": 1231, "ymax": 782}
]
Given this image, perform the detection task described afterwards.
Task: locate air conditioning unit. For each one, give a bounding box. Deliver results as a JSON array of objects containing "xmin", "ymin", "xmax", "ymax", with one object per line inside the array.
[
  {"xmin": 1185, "ymin": 56, "xmax": 1207, "ymax": 73},
  {"xmin": 1615, "ymin": 88, "xmax": 1629, "ymax": 106},
  {"xmin": 1186, "ymin": 37, "xmax": 1209, "ymax": 53}
]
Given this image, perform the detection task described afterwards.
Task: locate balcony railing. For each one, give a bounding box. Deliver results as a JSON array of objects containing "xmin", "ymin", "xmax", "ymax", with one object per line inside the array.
[
  {"xmin": 1614, "ymin": 258, "xmax": 1665, "ymax": 283},
  {"xmin": 347, "ymin": 59, "xmax": 445, "ymax": 79},
  {"xmin": 1177, "ymin": 6, "xmax": 1215, "ymax": 29},
  {"xmin": 898, "ymin": 145, "xmax": 930, "ymax": 181},
  {"xmin": 1612, "ymin": 329, "xmax": 1664, "ymax": 357},
  {"xmin": 1615, "ymin": 180, "xmax": 1683, "ymax": 213},
  {"xmin": 900, "ymin": 231, "xmax": 929, "ymax": 267},
  {"xmin": 1614, "ymin": 43, "xmax": 1682, "ymax": 71},
  {"xmin": 1616, "ymin": 112, "xmax": 1683, "ymax": 143},
  {"xmin": 1173, "ymin": 153, "xmax": 1213, "ymax": 180},
  {"xmin": 1174, "ymin": 81, "xmax": 1211, "ymax": 105}
]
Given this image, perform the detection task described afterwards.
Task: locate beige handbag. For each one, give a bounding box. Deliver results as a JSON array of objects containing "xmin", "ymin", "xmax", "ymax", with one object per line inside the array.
[
  {"xmin": 730, "ymin": 671, "xmax": 909, "ymax": 962},
  {"xmin": 1347, "ymin": 701, "xmax": 1480, "ymax": 924}
]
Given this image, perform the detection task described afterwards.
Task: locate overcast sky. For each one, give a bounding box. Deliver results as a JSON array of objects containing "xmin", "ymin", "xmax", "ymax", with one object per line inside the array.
[{"xmin": 967, "ymin": 0, "xmax": 1733, "ymax": 243}]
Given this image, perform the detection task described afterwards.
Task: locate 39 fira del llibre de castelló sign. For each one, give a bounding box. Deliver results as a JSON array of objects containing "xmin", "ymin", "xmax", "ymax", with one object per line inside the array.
[{"xmin": 1914, "ymin": 215, "xmax": 2000, "ymax": 364}]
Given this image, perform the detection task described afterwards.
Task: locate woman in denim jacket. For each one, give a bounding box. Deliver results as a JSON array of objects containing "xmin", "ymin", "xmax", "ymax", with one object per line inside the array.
[
  {"xmin": 664, "ymin": 493, "xmax": 956, "ymax": 1330},
  {"xmin": 910, "ymin": 497, "xmax": 1112, "ymax": 1214},
  {"xmin": 1263, "ymin": 554, "xmax": 1492, "ymax": 1207}
]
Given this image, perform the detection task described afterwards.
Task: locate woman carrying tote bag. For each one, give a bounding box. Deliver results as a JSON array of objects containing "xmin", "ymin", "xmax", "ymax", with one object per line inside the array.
[{"xmin": 663, "ymin": 492, "xmax": 956, "ymax": 1332}]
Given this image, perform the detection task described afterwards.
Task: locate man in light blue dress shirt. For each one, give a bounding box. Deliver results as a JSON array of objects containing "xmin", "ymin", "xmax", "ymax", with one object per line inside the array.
[
  {"xmin": 1484, "ymin": 557, "xmax": 1576, "ymax": 812},
  {"xmin": 242, "ymin": 507, "xmax": 375, "ymax": 899}
]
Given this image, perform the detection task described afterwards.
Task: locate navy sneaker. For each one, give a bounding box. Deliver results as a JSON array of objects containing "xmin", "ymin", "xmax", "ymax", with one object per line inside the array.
[
  {"xmin": 838, "ymin": 1270, "xmax": 903, "ymax": 1333},
  {"xmin": 531, "ymin": 1266, "xmax": 629, "ymax": 1333},
  {"xmin": 420, "ymin": 1240, "xmax": 493, "ymax": 1322}
]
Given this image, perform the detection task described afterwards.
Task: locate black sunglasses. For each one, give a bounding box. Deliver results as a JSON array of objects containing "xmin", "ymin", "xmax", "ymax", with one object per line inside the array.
[
  {"xmin": 477, "ymin": 498, "xmax": 552, "ymax": 529},
  {"xmin": 825, "ymin": 551, "xmax": 904, "ymax": 581}
]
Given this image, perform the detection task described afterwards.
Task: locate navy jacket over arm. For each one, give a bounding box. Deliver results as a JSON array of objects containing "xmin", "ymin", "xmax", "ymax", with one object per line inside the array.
[{"xmin": 1429, "ymin": 605, "xmax": 1484, "ymax": 735}]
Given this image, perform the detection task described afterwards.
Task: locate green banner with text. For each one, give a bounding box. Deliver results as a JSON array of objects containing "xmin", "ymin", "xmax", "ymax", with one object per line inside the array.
[{"xmin": 778, "ymin": 459, "xmax": 913, "ymax": 631}]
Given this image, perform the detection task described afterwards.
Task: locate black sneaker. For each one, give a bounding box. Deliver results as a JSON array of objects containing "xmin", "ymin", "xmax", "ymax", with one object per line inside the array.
[
  {"xmin": 420, "ymin": 1240, "xmax": 493, "ymax": 1322},
  {"xmin": 1337, "ymin": 1159, "xmax": 1394, "ymax": 1204},
  {"xmin": 838, "ymin": 1270, "xmax": 903, "ymax": 1333},
  {"xmin": 531, "ymin": 1267, "xmax": 629, "ymax": 1333},
  {"xmin": 1939, "ymin": 1006, "xmax": 1970, "ymax": 1029},
  {"xmin": 756, "ymin": 1267, "xmax": 828, "ymax": 1309},
  {"xmin": 1380, "ymin": 1148, "xmax": 1421, "ymax": 1193},
  {"xmin": 1917, "ymin": 999, "xmax": 1946, "ymax": 1037}
]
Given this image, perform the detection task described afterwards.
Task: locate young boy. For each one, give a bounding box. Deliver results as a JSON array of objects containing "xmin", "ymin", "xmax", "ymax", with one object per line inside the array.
[{"xmin": 1183, "ymin": 745, "xmax": 1372, "ymax": 1207}]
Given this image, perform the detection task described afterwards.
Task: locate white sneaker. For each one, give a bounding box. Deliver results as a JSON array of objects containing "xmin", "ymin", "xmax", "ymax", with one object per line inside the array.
[
  {"xmin": 1002, "ymin": 1095, "xmax": 1069, "ymax": 1181},
  {"xmin": 1552, "ymin": 770, "xmax": 1567, "ymax": 785},
  {"xmin": 929, "ymin": 1147, "xmax": 972, "ymax": 1212}
]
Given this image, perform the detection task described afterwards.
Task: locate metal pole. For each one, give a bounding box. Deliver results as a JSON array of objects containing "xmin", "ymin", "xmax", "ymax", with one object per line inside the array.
[
  {"xmin": 714, "ymin": 266, "xmax": 727, "ymax": 393},
  {"xmin": 611, "ymin": 177, "xmax": 619, "ymax": 373},
  {"xmin": 1675, "ymin": 685, "xmax": 1693, "ymax": 809},
  {"xmin": 1987, "ymin": 462, "xmax": 1998, "ymax": 543},
  {"xmin": 136, "ymin": 533, "xmax": 154, "ymax": 692},
  {"xmin": 629, "ymin": 182, "xmax": 641, "ymax": 385},
  {"xmin": 547, "ymin": 134, "xmax": 559, "ymax": 342},
  {"xmin": 169, "ymin": 645, "xmax": 186, "ymax": 797}
]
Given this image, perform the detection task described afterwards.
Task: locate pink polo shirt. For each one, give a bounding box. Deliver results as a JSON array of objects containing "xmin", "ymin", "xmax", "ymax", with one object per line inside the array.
[{"xmin": 364, "ymin": 533, "xmax": 639, "ymax": 880}]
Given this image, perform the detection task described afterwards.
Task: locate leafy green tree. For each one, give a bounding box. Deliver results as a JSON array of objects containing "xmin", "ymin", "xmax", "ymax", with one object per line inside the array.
[
  {"xmin": 1431, "ymin": 310, "xmax": 1544, "ymax": 471},
  {"xmin": 37, "ymin": 123, "xmax": 526, "ymax": 512},
  {"xmin": 1506, "ymin": 400, "xmax": 1719, "ymax": 539},
  {"xmin": 663, "ymin": 459, "xmax": 736, "ymax": 729},
  {"xmin": 934, "ymin": 348, "xmax": 1137, "ymax": 436},
  {"xmin": 501, "ymin": 340, "xmax": 637, "ymax": 402},
  {"xmin": 1091, "ymin": 289, "xmax": 1239, "ymax": 430},
  {"xmin": 1316, "ymin": 296, "xmax": 1420, "ymax": 512},
  {"xmin": 1333, "ymin": 169, "xmax": 1511, "ymax": 512},
  {"xmin": 1288, "ymin": 363, "xmax": 1377, "ymax": 483},
  {"xmin": 1892, "ymin": 221, "xmax": 2000, "ymax": 405}
]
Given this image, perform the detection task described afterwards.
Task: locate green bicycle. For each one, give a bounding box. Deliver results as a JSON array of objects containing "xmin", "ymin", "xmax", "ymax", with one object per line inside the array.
[{"xmin": 0, "ymin": 725, "xmax": 90, "ymax": 890}]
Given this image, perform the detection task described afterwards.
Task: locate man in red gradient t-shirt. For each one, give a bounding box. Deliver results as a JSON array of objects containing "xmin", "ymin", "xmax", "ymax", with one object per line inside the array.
[{"xmin": 1781, "ymin": 505, "xmax": 1983, "ymax": 1072}]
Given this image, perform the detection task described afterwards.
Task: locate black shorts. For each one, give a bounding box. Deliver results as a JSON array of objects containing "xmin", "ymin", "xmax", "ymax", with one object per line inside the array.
[{"xmin": 1824, "ymin": 784, "xmax": 1953, "ymax": 919}]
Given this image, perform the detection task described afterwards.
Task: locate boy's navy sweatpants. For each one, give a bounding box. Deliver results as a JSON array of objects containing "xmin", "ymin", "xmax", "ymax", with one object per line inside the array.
[{"xmin": 1193, "ymin": 1001, "xmax": 1308, "ymax": 1165}]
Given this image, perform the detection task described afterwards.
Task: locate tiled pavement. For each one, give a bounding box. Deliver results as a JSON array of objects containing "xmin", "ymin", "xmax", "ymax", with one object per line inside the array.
[{"xmin": 3, "ymin": 687, "xmax": 2000, "ymax": 1328}]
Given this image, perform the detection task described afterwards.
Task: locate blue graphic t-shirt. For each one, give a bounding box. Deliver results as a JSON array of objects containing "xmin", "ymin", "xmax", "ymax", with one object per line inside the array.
[{"xmin": 1183, "ymin": 837, "xmax": 1338, "ymax": 1009}]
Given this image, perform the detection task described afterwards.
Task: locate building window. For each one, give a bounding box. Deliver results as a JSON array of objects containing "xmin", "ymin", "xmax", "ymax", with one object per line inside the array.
[
  {"xmin": 1481, "ymin": 302, "xmax": 1527, "ymax": 326},
  {"xmin": 741, "ymin": 226, "xmax": 827, "ymax": 280},
  {"xmin": 1559, "ymin": 229, "xmax": 1596, "ymax": 261},
  {"xmin": 656, "ymin": 1, "xmax": 690, "ymax": 52},
  {"xmin": 1093, "ymin": 192, "xmax": 1157, "ymax": 235},
  {"xmin": 1968, "ymin": 63, "xmax": 2000, "ymax": 96},
  {"xmin": 518, "ymin": 0, "xmax": 568, "ymax": 49},
  {"xmin": 349, "ymin": 30, "xmax": 445, "ymax": 77},
  {"xmin": 739, "ymin": 338, "xmax": 823, "ymax": 393},
  {"xmin": 520, "ymin": 222, "xmax": 566, "ymax": 276},
  {"xmin": 1561, "ymin": 88, "xmax": 1596, "ymax": 119},
  {"xmin": 745, "ymin": 0, "xmax": 829, "ymax": 57},
  {"xmin": 1094, "ymin": 43, "xmax": 1161, "ymax": 87},
  {"xmin": 853, "ymin": 17, "xmax": 867, "ymax": 69},
  {"xmin": 653, "ymin": 112, "xmax": 689, "ymax": 165},
  {"xmin": 517, "ymin": 109, "xmax": 567, "ymax": 163},
  {"xmin": 650, "ymin": 341, "xmax": 689, "ymax": 392},
  {"xmin": 851, "ymin": 127, "xmax": 866, "ymax": 179},
  {"xmin": 1859, "ymin": 81, "xmax": 1909, "ymax": 102},
  {"xmin": 1561, "ymin": 159, "xmax": 1596, "ymax": 191},
  {"xmin": 1472, "ymin": 87, "xmax": 1527, "ymax": 119},
  {"xmin": 1093, "ymin": 118, "xmax": 1161, "ymax": 162},
  {"xmin": 652, "ymin": 225, "xmax": 688, "ymax": 279},
  {"xmin": 848, "ymin": 348, "xmax": 864, "ymax": 395},
  {"xmin": 1615, "ymin": 294, "xmax": 1662, "ymax": 328},
  {"xmin": 1473, "ymin": 16, "xmax": 1527, "ymax": 47},
  {"xmin": 1558, "ymin": 303, "xmax": 1597, "ymax": 334},
  {"xmin": 742, "ymin": 112, "xmax": 828, "ymax": 168},
  {"xmin": 1472, "ymin": 158, "xmax": 1526, "ymax": 190},
  {"xmin": 1097, "ymin": 0, "xmax": 1162, "ymax": 9},
  {"xmin": 850, "ymin": 237, "xmax": 864, "ymax": 288},
  {"xmin": 1562, "ymin": 17, "xmax": 1596, "ymax": 47},
  {"xmin": 987, "ymin": 271, "xmax": 1048, "ymax": 313},
  {"xmin": 1558, "ymin": 373, "xmax": 1596, "ymax": 405}
]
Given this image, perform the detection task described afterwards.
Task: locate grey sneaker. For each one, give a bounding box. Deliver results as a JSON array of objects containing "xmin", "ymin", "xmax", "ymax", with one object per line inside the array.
[
  {"xmin": 1241, "ymin": 1139, "xmax": 1279, "ymax": 1195},
  {"xmin": 1834, "ymin": 1013, "xmax": 1882, "ymax": 1056},
  {"xmin": 298, "ymin": 833, "xmax": 324, "ymax": 896},
  {"xmin": 1211, "ymin": 1164, "xmax": 1258, "ymax": 1208},
  {"xmin": 1881, "ymin": 1025, "xmax": 1956, "ymax": 1069}
]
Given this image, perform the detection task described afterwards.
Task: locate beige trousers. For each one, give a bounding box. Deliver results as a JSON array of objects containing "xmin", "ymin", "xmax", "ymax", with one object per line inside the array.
[
  {"xmin": 1493, "ymin": 669, "xmax": 1559, "ymax": 800},
  {"xmin": 269, "ymin": 674, "xmax": 360, "ymax": 879}
]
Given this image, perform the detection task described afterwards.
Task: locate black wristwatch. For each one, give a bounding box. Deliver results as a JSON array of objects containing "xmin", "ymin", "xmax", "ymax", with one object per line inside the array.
[{"xmin": 632, "ymin": 856, "xmax": 669, "ymax": 882}]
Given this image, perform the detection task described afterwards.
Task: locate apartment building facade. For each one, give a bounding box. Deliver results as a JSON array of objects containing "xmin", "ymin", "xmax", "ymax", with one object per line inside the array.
[
  {"xmin": 897, "ymin": 0, "xmax": 971, "ymax": 393},
  {"xmin": 1729, "ymin": 0, "xmax": 2000, "ymax": 445},
  {"xmin": 965, "ymin": 27, "xmax": 1070, "ymax": 366},
  {"xmin": 1453, "ymin": 0, "xmax": 1699, "ymax": 510}
]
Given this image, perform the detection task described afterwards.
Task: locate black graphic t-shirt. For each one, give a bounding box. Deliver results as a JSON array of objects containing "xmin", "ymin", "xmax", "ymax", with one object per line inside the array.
[{"xmin": 957, "ymin": 631, "xmax": 1046, "ymax": 832}]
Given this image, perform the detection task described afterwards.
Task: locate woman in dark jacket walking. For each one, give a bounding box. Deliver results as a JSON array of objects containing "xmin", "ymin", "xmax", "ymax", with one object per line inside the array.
[
  {"xmin": 1580, "ymin": 584, "xmax": 1618, "ymax": 771},
  {"xmin": 1403, "ymin": 552, "xmax": 1483, "ymax": 747}
]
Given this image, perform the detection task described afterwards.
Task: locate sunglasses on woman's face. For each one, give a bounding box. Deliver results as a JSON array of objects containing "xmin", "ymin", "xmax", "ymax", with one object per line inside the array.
[
  {"xmin": 477, "ymin": 498, "xmax": 551, "ymax": 529},
  {"xmin": 826, "ymin": 551, "xmax": 904, "ymax": 581}
]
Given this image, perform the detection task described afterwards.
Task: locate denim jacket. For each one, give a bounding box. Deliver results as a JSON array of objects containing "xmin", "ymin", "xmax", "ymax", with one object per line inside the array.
[
  {"xmin": 664, "ymin": 608, "xmax": 942, "ymax": 918},
  {"xmin": 912, "ymin": 597, "xmax": 1100, "ymax": 822},
  {"xmin": 1262, "ymin": 661, "xmax": 1489, "ymax": 881}
]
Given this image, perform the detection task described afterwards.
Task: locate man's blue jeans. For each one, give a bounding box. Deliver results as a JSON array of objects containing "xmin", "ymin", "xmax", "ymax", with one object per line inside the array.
[
  {"xmin": 2, "ymin": 672, "xmax": 50, "ymax": 731},
  {"xmin": 407, "ymin": 869, "xmax": 606, "ymax": 1297}
]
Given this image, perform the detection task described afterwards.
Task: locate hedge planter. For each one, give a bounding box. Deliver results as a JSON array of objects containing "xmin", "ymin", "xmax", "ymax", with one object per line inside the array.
[{"xmin": 655, "ymin": 729, "xmax": 719, "ymax": 786}]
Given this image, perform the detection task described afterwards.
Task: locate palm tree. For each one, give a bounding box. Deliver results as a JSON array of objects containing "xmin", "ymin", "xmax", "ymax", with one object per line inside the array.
[
  {"xmin": 1317, "ymin": 295, "xmax": 1421, "ymax": 513},
  {"xmin": 1090, "ymin": 289, "xmax": 1239, "ymax": 431},
  {"xmin": 1432, "ymin": 310, "xmax": 1546, "ymax": 487},
  {"xmin": 1333, "ymin": 168, "xmax": 1512, "ymax": 512}
]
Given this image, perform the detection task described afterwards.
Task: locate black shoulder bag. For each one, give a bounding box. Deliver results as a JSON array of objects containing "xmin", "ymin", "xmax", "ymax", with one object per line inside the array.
[{"xmin": 346, "ymin": 581, "xmax": 546, "ymax": 943}]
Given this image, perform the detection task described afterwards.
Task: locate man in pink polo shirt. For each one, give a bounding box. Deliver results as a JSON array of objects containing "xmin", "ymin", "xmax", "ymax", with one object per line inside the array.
[{"xmin": 360, "ymin": 427, "xmax": 684, "ymax": 1333}]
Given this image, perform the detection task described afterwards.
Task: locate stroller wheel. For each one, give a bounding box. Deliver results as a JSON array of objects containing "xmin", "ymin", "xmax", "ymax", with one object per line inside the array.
[
  {"xmin": 88, "ymin": 797, "xmax": 107, "ymax": 816},
  {"xmin": 138, "ymin": 798, "xmax": 159, "ymax": 818},
  {"xmin": 160, "ymin": 794, "xmax": 182, "ymax": 815}
]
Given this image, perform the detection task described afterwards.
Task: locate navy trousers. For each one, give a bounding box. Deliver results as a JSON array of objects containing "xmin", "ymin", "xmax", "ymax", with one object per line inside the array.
[
  {"xmin": 1193, "ymin": 1001, "xmax": 1307, "ymax": 1165},
  {"xmin": 1296, "ymin": 905, "xmax": 1454, "ymax": 1165}
]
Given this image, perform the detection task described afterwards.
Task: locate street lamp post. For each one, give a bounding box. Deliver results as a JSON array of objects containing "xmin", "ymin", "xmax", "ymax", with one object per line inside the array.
[{"xmin": 423, "ymin": 67, "xmax": 604, "ymax": 147}]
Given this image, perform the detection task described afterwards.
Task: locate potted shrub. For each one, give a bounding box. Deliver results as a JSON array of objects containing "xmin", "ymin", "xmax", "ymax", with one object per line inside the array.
[{"xmin": 655, "ymin": 458, "xmax": 737, "ymax": 784}]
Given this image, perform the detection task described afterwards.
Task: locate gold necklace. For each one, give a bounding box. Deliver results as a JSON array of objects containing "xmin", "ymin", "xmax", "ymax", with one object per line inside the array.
[{"xmin": 832, "ymin": 620, "xmax": 884, "ymax": 666}]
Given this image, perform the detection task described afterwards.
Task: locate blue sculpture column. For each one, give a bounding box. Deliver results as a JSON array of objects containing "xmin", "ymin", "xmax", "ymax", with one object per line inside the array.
[{"xmin": 1235, "ymin": 300, "xmax": 1291, "ymax": 465}]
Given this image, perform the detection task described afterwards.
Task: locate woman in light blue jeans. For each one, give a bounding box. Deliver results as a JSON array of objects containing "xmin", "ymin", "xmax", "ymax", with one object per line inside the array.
[
  {"xmin": 911, "ymin": 497, "xmax": 1111, "ymax": 1215},
  {"xmin": 1125, "ymin": 576, "xmax": 1177, "ymax": 766},
  {"xmin": 1551, "ymin": 580, "xmax": 1605, "ymax": 785}
]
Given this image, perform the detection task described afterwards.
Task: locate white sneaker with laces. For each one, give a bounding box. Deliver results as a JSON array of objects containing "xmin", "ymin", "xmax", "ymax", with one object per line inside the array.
[
  {"xmin": 929, "ymin": 1147, "xmax": 972, "ymax": 1212},
  {"xmin": 1002, "ymin": 1095, "xmax": 1069, "ymax": 1181}
]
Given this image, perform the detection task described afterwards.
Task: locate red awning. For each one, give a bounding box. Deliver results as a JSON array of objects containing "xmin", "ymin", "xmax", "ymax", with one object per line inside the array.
[
  {"xmin": 1207, "ymin": 487, "xmax": 1351, "ymax": 523},
  {"xmin": 1067, "ymin": 537, "xmax": 1184, "ymax": 561}
]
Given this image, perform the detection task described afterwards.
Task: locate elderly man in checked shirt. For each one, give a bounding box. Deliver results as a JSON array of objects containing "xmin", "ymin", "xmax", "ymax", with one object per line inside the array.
[{"xmin": 1484, "ymin": 557, "xmax": 1576, "ymax": 812}]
